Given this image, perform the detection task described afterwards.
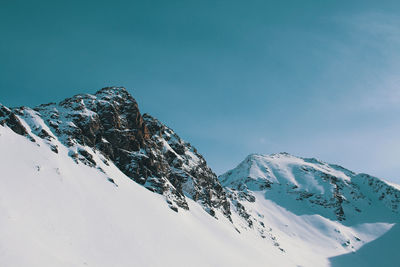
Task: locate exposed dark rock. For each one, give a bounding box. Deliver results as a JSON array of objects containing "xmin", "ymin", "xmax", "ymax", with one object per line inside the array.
[
  {"xmin": 143, "ymin": 113, "xmax": 231, "ymax": 218},
  {"xmin": 11, "ymin": 87, "xmax": 232, "ymax": 219},
  {"xmin": 50, "ymin": 144, "xmax": 58, "ymax": 153},
  {"xmin": 0, "ymin": 104, "xmax": 35, "ymax": 142},
  {"xmin": 78, "ymin": 148, "xmax": 97, "ymax": 167}
]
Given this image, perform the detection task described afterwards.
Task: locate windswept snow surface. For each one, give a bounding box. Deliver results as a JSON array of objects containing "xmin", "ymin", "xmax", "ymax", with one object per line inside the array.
[{"xmin": 0, "ymin": 125, "xmax": 292, "ymax": 267}]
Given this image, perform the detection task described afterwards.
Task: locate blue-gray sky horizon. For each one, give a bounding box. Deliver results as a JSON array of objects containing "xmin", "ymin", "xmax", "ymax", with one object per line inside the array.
[{"xmin": 1, "ymin": 0, "xmax": 400, "ymax": 183}]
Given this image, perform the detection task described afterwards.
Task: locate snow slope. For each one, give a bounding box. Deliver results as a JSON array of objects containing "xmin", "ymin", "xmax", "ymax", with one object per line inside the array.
[
  {"xmin": 220, "ymin": 153, "xmax": 400, "ymax": 267},
  {"xmin": 1, "ymin": 123, "xmax": 398, "ymax": 266},
  {"xmin": 0, "ymin": 122, "xmax": 293, "ymax": 267},
  {"xmin": 330, "ymin": 223, "xmax": 400, "ymax": 267}
]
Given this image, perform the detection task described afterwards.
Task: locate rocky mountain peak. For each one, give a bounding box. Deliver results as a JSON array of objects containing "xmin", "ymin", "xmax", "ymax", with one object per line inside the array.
[
  {"xmin": 96, "ymin": 86, "xmax": 130, "ymax": 95},
  {"xmin": 2, "ymin": 87, "xmax": 231, "ymax": 219},
  {"xmin": 220, "ymin": 153, "xmax": 400, "ymax": 225}
]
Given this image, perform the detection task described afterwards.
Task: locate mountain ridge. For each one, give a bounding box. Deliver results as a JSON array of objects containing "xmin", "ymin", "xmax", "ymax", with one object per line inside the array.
[
  {"xmin": 1, "ymin": 86, "xmax": 399, "ymax": 267},
  {"xmin": 8, "ymin": 86, "xmax": 231, "ymax": 218}
]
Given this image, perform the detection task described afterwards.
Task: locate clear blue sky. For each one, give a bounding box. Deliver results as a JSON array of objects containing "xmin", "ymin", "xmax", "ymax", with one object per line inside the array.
[{"xmin": 1, "ymin": 0, "xmax": 400, "ymax": 183}]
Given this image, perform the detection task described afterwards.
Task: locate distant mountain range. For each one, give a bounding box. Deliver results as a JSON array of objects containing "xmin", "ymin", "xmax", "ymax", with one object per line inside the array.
[{"xmin": 0, "ymin": 87, "xmax": 399, "ymax": 267}]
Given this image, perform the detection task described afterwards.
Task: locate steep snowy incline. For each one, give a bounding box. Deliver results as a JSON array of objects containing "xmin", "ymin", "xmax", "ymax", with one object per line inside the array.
[
  {"xmin": 3, "ymin": 87, "xmax": 230, "ymax": 218},
  {"xmin": 219, "ymin": 153, "xmax": 400, "ymax": 266},
  {"xmin": 0, "ymin": 118, "xmax": 294, "ymax": 267}
]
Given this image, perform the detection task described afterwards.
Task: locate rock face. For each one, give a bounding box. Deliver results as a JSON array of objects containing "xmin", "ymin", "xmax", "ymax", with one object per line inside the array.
[
  {"xmin": 143, "ymin": 114, "xmax": 231, "ymax": 217},
  {"xmin": 0, "ymin": 104, "xmax": 35, "ymax": 142},
  {"xmin": 2, "ymin": 87, "xmax": 230, "ymax": 217}
]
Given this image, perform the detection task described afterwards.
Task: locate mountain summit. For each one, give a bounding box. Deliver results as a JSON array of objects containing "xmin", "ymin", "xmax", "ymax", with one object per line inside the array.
[
  {"xmin": 0, "ymin": 87, "xmax": 399, "ymax": 267},
  {"xmin": 3, "ymin": 87, "xmax": 230, "ymax": 216},
  {"xmin": 220, "ymin": 152, "xmax": 399, "ymax": 222}
]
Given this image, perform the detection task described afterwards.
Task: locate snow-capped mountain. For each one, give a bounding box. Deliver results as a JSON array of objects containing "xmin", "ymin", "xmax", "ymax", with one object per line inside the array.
[
  {"xmin": 220, "ymin": 153, "xmax": 400, "ymax": 266},
  {"xmin": 220, "ymin": 153, "xmax": 399, "ymax": 223},
  {"xmin": 0, "ymin": 87, "xmax": 399, "ymax": 267},
  {"xmin": 2, "ymin": 87, "xmax": 230, "ymax": 217}
]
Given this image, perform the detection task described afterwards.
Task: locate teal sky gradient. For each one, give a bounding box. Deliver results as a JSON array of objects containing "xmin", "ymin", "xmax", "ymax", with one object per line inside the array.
[{"xmin": 1, "ymin": 0, "xmax": 400, "ymax": 183}]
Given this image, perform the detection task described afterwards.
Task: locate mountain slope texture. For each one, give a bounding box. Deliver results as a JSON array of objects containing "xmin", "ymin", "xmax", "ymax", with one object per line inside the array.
[{"xmin": 0, "ymin": 87, "xmax": 399, "ymax": 267}]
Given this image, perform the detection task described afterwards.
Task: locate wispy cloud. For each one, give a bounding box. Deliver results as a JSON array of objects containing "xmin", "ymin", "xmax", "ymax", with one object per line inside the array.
[
  {"xmin": 342, "ymin": 12, "xmax": 400, "ymax": 49},
  {"xmin": 326, "ymin": 12, "xmax": 400, "ymax": 111},
  {"xmin": 359, "ymin": 75, "xmax": 400, "ymax": 110}
]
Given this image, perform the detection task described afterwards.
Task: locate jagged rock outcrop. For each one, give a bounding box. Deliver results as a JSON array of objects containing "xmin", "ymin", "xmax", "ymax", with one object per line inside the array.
[
  {"xmin": 143, "ymin": 114, "xmax": 231, "ymax": 217},
  {"xmin": 0, "ymin": 104, "xmax": 35, "ymax": 142},
  {"xmin": 1, "ymin": 87, "xmax": 231, "ymax": 218}
]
